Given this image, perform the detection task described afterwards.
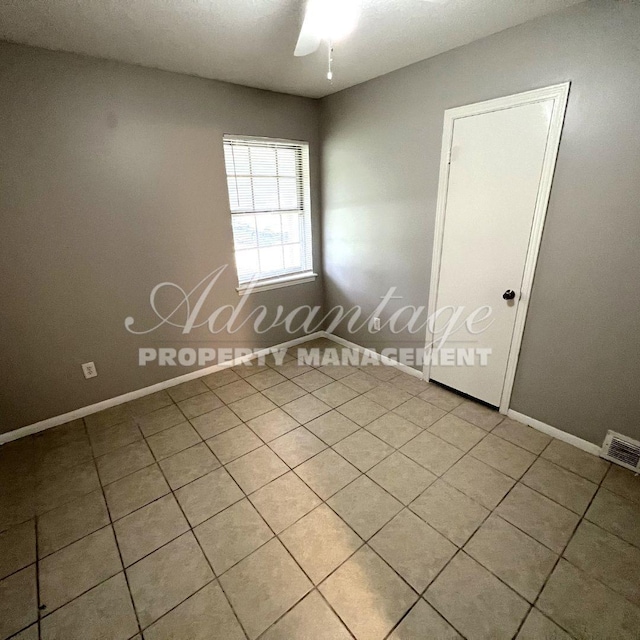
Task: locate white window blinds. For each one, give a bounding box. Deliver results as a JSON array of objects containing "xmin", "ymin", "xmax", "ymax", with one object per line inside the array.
[{"xmin": 223, "ymin": 136, "xmax": 313, "ymax": 285}]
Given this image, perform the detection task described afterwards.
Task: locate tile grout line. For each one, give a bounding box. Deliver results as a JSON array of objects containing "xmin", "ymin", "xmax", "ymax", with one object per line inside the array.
[
  {"xmin": 32, "ymin": 527, "xmax": 134, "ymax": 631},
  {"xmin": 29, "ymin": 364, "xmax": 262, "ymax": 635},
  {"xmin": 8, "ymin": 353, "xmax": 501, "ymax": 639},
  {"xmin": 220, "ymin": 420, "xmax": 364, "ymax": 640},
  {"xmin": 379, "ymin": 428, "xmax": 548, "ymax": 639},
  {"xmin": 255, "ymin": 589, "xmax": 359, "ymax": 640},
  {"xmin": 116, "ymin": 383, "xmax": 248, "ymax": 637},
  {"xmin": 31, "ymin": 420, "xmax": 141, "ymax": 637},
  {"xmin": 186, "ymin": 424, "xmax": 334, "ymax": 640},
  {"xmin": 257, "ymin": 372, "xmax": 480, "ymax": 638},
  {"xmin": 372, "ymin": 400, "xmax": 588, "ymax": 638},
  {"xmin": 141, "ymin": 422, "xmax": 251, "ymax": 639},
  {"xmin": 157, "ymin": 369, "xmax": 339, "ymax": 638},
  {"xmin": 86, "ymin": 418, "xmax": 582, "ymax": 640},
  {"xmin": 166, "ymin": 359, "xmax": 399, "ymax": 637},
  {"xmin": 138, "ymin": 400, "xmax": 250, "ymax": 639},
  {"xmin": 105, "ymin": 378, "xmax": 459, "ymax": 523},
  {"xmin": 10, "ymin": 400, "xmax": 636, "ymax": 636},
  {"xmin": 521, "ymin": 456, "xmax": 612, "ymax": 639},
  {"xmin": 35, "ymin": 512, "xmax": 42, "ymax": 640},
  {"xmin": 90, "ymin": 357, "xmax": 468, "ymax": 498},
  {"xmin": 8, "ymin": 344, "xmax": 633, "ymax": 640},
  {"xmin": 4, "ymin": 378, "xmax": 512, "ymax": 505},
  {"xmin": 93, "ymin": 358, "xmax": 345, "ymax": 490},
  {"xmin": 85, "ymin": 417, "xmax": 144, "ymax": 639}
]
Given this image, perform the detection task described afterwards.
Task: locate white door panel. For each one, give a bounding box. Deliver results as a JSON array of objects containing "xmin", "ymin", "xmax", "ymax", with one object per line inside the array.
[{"xmin": 431, "ymin": 100, "xmax": 553, "ymax": 406}]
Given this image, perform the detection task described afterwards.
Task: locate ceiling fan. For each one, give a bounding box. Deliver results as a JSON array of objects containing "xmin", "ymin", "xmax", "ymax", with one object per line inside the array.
[
  {"xmin": 294, "ymin": 0, "xmax": 446, "ymax": 79},
  {"xmin": 294, "ymin": 0, "xmax": 361, "ymax": 59}
]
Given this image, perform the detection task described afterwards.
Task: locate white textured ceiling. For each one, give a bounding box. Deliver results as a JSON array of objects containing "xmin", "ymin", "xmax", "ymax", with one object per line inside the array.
[{"xmin": 0, "ymin": 0, "xmax": 583, "ymax": 98}]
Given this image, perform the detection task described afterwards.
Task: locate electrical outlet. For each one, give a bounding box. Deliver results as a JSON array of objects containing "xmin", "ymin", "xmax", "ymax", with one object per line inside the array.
[
  {"xmin": 373, "ymin": 317, "xmax": 381, "ymax": 331},
  {"xmin": 82, "ymin": 362, "xmax": 97, "ymax": 379}
]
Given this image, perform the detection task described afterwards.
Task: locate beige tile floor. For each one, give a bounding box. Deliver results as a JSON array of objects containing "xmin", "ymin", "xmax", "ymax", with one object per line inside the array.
[{"xmin": 2, "ymin": 338, "xmax": 640, "ymax": 639}]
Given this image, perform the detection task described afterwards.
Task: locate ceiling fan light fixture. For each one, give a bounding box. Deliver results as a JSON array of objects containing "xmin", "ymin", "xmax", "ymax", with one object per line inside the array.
[
  {"xmin": 294, "ymin": 0, "xmax": 360, "ymax": 81},
  {"xmin": 309, "ymin": 0, "xmax": 360, "ymax": 42}
]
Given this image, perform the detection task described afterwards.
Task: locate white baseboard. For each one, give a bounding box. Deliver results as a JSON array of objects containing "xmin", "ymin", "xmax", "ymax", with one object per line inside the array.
[
  {"xmin": 323, "ymin": 336, "xmax": 603, "ymax": 458},
  {"xmin": 507, "ymin": 409, "xmax": 601, "ymax": 457},
  {"xmin": 320, "ymin": 338, "xmax": 601, "ymax": 458},
  {"xmin": 0, "ymin": 331, "xmax": 325, "ymax": 446},
  {"xmin": 322, "ymin": 333, "xmax": 424, "ymax": 379},
  {"xmin": 2, "ymin": 331, "xmax": 602, "ymax": 463}
]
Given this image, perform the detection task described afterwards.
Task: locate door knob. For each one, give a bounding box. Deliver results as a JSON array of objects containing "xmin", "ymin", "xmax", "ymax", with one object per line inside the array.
[{"xmin": 503, "ymin": 290, "xmax": 516, "ymax": 300}]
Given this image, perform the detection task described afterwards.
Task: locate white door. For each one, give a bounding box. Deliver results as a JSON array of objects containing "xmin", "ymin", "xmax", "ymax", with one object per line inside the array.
[{"xmin": 429, "ymin": 94, "xmax": 562, "ymax": 407}]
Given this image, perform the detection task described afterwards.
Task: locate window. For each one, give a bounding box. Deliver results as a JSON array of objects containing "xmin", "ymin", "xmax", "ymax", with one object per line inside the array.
[{"xmin": 223, "ymin": 135, "xmax": 314, "ymax": 292}]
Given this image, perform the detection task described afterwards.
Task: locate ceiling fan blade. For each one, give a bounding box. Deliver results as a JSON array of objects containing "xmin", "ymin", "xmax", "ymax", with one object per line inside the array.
[{"xmin": 294, "ymin": 4, "xmax": 321, "ymax": 56}]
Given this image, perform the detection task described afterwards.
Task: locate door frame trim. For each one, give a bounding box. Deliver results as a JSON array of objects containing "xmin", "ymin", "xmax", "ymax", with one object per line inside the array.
[{"xmin": 423, "ymin": 82, "xmax": 571, "ymax": 413}]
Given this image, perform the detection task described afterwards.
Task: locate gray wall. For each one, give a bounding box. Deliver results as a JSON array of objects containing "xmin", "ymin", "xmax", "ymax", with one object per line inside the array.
[
  {"xmin": 0, "ymin": 42, "xmax": 322, "ymax": 434},
  {"xmin": 320, "ymin": 0, "xmax": 640, "ymax": 445}
]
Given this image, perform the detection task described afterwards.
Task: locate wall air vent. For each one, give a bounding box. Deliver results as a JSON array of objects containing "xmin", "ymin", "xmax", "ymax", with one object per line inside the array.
[{"xmin": 601, "ymin": 430, "xmax": 640, "ymax": 472}]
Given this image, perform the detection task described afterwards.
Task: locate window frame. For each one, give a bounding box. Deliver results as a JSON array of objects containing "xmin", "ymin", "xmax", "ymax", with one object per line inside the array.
[{"xmin": 222, "ymin": 134, "xmax": 317, "ymax": 295}]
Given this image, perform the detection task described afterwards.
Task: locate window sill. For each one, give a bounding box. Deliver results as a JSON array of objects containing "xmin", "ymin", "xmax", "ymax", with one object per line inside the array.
[{"xmin": 236, "ymin": 272, "xmax": 318, "ymax": 296}]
